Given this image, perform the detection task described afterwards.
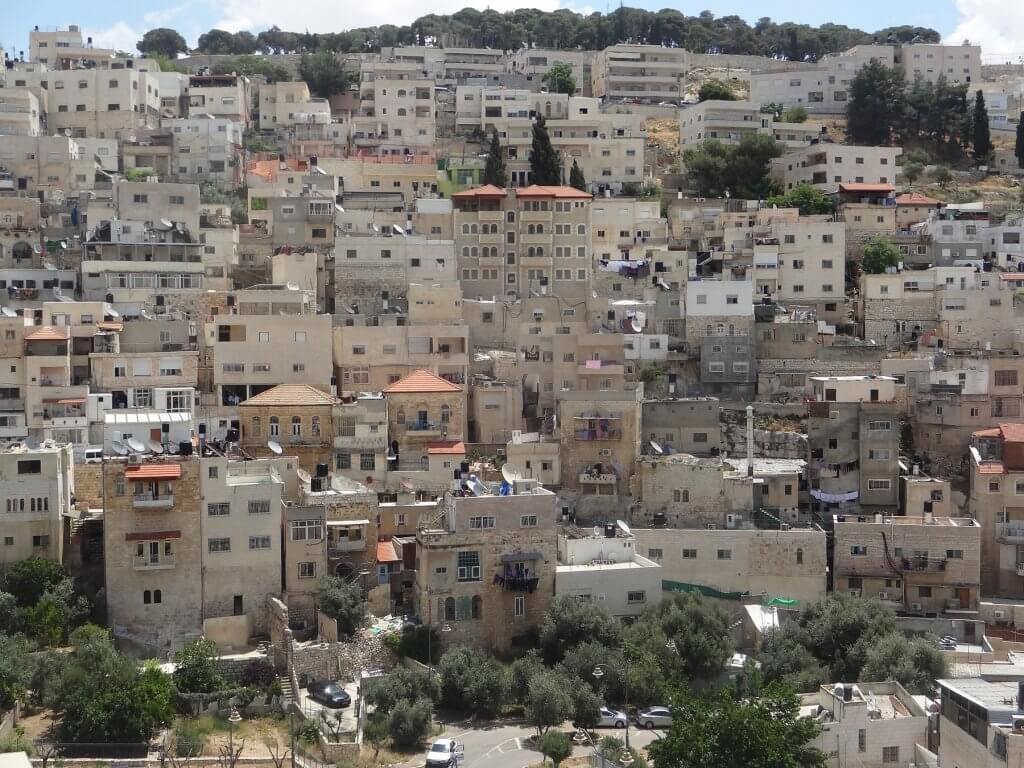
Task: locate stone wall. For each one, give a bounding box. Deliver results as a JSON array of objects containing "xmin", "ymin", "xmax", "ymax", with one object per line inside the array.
[{"xmin": 72, "ymin": 464, "xmax": 103, "ymax": 507}]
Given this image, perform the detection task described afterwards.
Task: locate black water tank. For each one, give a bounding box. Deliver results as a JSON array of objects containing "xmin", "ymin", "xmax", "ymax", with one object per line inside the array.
[
  {"xmin": 178, "ymin": 441, "xmax": 193, "ymax": 456},
  {"xmin": 316, "ymin": 463, "xmax": 329, "ymax": 478},
  {"xmin": 460, "ymin": 461, "xmax": 470, "ymax": 474},
  {"xmin": 843, "ymin": 685, "xmax": 853, "ymax": 702},
  {"xmin": 604, "ymin": 524, "xmax": 616, "ymax": 538}
]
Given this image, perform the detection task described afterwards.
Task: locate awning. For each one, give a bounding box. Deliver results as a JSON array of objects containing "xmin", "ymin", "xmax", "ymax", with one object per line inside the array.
[
  {"xmin": 124, "ymin": 464, "xmax": 182, "ymax": 480},
  {"xmin": 325, "ymin": 519, "xmax": 370, "ymax": 527},
  {"xmin": 125, "ymin": 530, "xmax": 181, "ymax": 541},
  {"xmin": 500, "ymin": 552, "xmax": 543, "ymax": 563},
  {"xmin": 377, "ymin": 540, "xmax": 401, "ymax": 563},
  {"xmin": 42, "ymin": 397, "xmax": 85, "ymax": 405},
  {"xmin": 105, "ymin": 411, "xmax": 191, "ymax": 425},
  {"xmin": 662, "ymin": 580, "xmax": 750, "ymax": 601}
]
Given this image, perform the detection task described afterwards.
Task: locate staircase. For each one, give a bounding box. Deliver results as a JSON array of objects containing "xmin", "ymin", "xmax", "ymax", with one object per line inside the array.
[{"xmin": 278, "ymin": 673, "xmax": 295, "ymax": 704}]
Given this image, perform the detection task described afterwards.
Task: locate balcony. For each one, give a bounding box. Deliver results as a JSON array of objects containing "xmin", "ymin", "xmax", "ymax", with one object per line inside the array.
[
  {"xmin": 521, "ymin": 209, "xmax": 553, "ymax": 223},
  {"xmin": 405, "ymin": 422, "xmax": 444, "ymax": 437},
  {"xmin": 0, "ymin": 398, "xmax": 24, "ymax": 411},
  {"xmin": 578, "ymin": 361, "xmax": 624, "ymax": 376},
  {"xmin": 575, "ymin": 428, "xmax": 623, "ymax": 441},
  {"xmin": 901, "ymin": 557, "xmax": 947, "ymax": 572},
  {"xmin": 477, "ymin": 210, "xmax": 503, "ymax": 222},
  {"xmin": 500, "ymin": 567, "xmax": 541, "ymax": 593},
  {"xmin": 133, "ymin": 555, "xmax": 175, "ymax": 570},
  {"xmin": 1017, "ymin": 563, "xmax": 1024, "ymax": 578},
  {"xmin": 579, "ymin": 472, "xmax": 617, "ymax": 484},
  {"xmin": 998, "ymin": 524, "xmax": 1024, "ymax": 543},
  {"xmin": 133, "ymin": 494, "xmax": 174, "ymax": 509},
  {"xmin": 328, "ymin": 538, "xmax": 367, "ymax": 554}
]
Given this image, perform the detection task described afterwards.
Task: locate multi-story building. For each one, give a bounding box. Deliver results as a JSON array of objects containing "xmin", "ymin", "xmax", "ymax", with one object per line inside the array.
[
  {"xmin": 187, "ymin": 74, "xmax": 250, "ymax": 127},
  {"xmin": 969, "ymin": 423, "xmax": 1024, "ymax": 596},
  {"xmin": 771, "ymin": 144, "xmax": 901, "ymax": 192},
  {"xmin": 0, "ymin": 89, "xmax": 41, "ymax": 136},
  {"xmin": 332, "ymin": 392, "xmax": 389, "ymax": 487},
  {"xmin": 0, "ymin": 443, "xmax": 74, "ymax": 564},
  {"xmin": 164, "ymin": 117, "xmax": 244, "ymax": 186},
  {"xmin": 936, "ymin": 678, "xmax": 1024, "ymax": 768},
  {"xmin": 555, "ymin": 526, "xmax": 662, "ymax": 617},
  {"xmin": 29, "ymin": 24, "xmax": 115, "ymax": 69},
  {"xmin": 283, "ymin": 503, "xmax": 327, "ymax": 622},
  {"xmin": 452, "ymin": 184, "xmax": 592, "ymax": 303},
  {"xmin": 591, "ymin": 45, "xmax": 690, "ymax": 102},
  {"xmin": 414, "ymin": 476, "xmax": 557, "ymax": 651},
  {"xmin": 238, "ymin": 383, "xmax": 337, "ymax": 474},
  {"xmin": 258, "ymin": 81, "xmax": 330, "ymax": 132},
  {"xmin": 0, "ymin": 135, "xmax": 108, "ymax": 196},
  {"xmin": 640, "ymin": 398, "xmax": 723, "ymax": 456},
  {"xmin": 896, "ymin": 42, "xmax": 981, "ymax": 85},
  {"xmin": 679, "ymin": 100, "xmax": 772, "ymax": 147},
  {"xmin": 354, "ymin": 61, "xmax": 435, "ymax": 153},
  {"xmin": 507, "ymin": 48, "xmax": 596, "ymax": 96},
  {"xmin": 23, "ymin": 326, "xmax": 89, "ymax": 444},
  {"xmin": 833, "ymin": 513, "xmax": 980, "ymax": 616},
  {"xmin": 807, "ymin": 375, "xmax": 900, "ymax": 515}
]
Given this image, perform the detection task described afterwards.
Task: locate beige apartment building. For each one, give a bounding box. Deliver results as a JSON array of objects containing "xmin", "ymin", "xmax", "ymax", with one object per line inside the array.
[
  {"xmin": 772, "ymin": 144, "xmax": 901, "ymax": 192},
  {"xmin": 679, "ymin": 100, "xmax": 772, "ymax": 147},
  {"xmin": 507, "ymin": 48, "xmax": 595, "ymax": 96},
  {"xmin": 354, "ymin": 61, "xmax": 435, "ymax": 152},
  {"xmin": 0, "ymin": 135, "xmax": 108, "ymax": 196},
  {"xmin": 555, "ymin": 527, "xmax": 662, "ymax": 617},
  {"xmin": 23, "ymin": 326, "xmax": 88, "ymax": 444},
  {"xmin": 283, "ymin": 503, "xmax": 327, "ymax": 623},
  {"xmin": 937, "ymin": 678, "xmax": 1024, "ymax": 768},
  {"xmin": 415, "ymin": 478, "xmax": 557, "ymax": 651},
  {"xmin": 833, "ymin": 514, "xmax": 981, "ymax": 617},
  {"xmin": 897, "ymin": 42, "xmax": 981, "ymax": 85},
  {"xmin": 333, "ymin": 392, "xmax": 389, "ymax": 487},
  {"xmin": 382, "ymin": 369, "xmax": 466, "ymax": 481},
  {"xmin": 0, "ymin": 443, "xmax": 74, "ymax": 565},
  {"xmin": 0, "ymin": 316, "xmax": 29, "ymax": 442},
  {"xmin": 239, "ymin": 384, "xmax": 336, "ymax": 475},
  {"xmin": 0, "ymin": 90, "xmax": 41, "ymax": 136},
  {"xmin": 103, "ymin": 457, "xmax": 204, "ymax": 653},
  {"xmin": 633, "ymin": 525, "xmax": 827, "ymax": 606},
  {"xmin": 631, "ymin": 453, "xmax": 753, "ymax": 529},
  {"xmin": 592, "ymin": 45, "xmax": 690, "ymax": 102},
  {"xmin": 969, "ymin": 423, "xmax": 1024, "ymax": 596},
  {"xmin": 452, "ymin": 184, "xmax": 592, "ymax": 303},
  {"xmin": 187, "ymin": 74, "xmax": 250, "ymax": 127},
  {"xmin": 29, "ymin": 24, "xmax": 115, "ymax": 68},
  {"xmin": 258, "ymin": 81, "xmax": 330, "ymax": 131}
]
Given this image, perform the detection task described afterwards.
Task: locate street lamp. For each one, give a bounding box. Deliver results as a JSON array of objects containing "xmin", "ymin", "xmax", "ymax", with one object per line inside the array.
[
  {"xmin": 573, "ymin": 727, "xmax": 634, "ymax": 768},
  {"xmin": 592, "ymin": 664, "xmax": 630, "ymax": 750},
  {"xmin": 227, "ymin": 708, "xmax": 242, "ymax": 758}
]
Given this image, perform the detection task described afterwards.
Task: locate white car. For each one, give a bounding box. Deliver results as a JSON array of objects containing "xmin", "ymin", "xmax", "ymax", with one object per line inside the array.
[
  {"xmin": 634, "ymin": 706, "xmax": 673, "ymax": 729},
  {"xmin": 425, "ymin": 738, "xmax": 464, "ymax": 768},
  {"xmin": 596, "ymin": 706, "xmax": 628, "ymax": 728}
]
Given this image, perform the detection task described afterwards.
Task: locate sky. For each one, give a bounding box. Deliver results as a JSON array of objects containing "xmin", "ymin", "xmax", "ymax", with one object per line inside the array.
[{"xmin": 1, "ymin": 0, "xmax": 1022, "ymax": 61}]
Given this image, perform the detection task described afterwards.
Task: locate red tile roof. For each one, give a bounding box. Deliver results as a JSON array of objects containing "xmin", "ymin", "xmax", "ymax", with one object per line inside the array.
[
  {"xmin": 895, "ymin": 192, "xmax": 945, "ymax": 206},
  {"xmin": 977, "ymin": 463, "xmax": 1005, "ymax": 474},
  {"xmin": 515, "ymin": 184, "xmax": 592, "ymax": 199},
  {"xmin": 428, "ymin": 441, "xmax": 466, "ymax": 455},
  {"xmin": 124, "ymin": 464, "xmax": 182, "ymax": 480},
  {"xmin": 383, "ymin": 369, "xmax": 463, "ymax": 394},
  {"xmin": 998, "ymin": 423, "xmax": 1024, "ymax": 443},
  {"xmin": 973, "ymin": 427, "xmax": 1002, "ymax": 438},
  {"xmin": 24, "ymin": 326, "xmax": 69, "ymax": 342},
  {"xmin": 451, "ymin": 184, "xmax": 507, "ymax": 199},
  {"xmin": 376, "ymin": 540, "xmax": 401, "ymax": 563},
  {"xmin": 999, "ymin": 273, "xmax": 1024, "ymax": 282},
  {"xmin": 838, "ymin": 183, "xmax": 895, "ymax": 193}
]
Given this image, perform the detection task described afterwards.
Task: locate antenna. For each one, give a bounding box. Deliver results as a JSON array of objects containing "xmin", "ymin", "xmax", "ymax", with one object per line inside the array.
[
  {"xmin": 267, "ymin": 440, "xmax": 283, "ymax": 455},
  {"xmin": 501, "ymin": 463, "xmax": 525, "ymax": 483},
  {"xmin": 110, "ymin": 440, "xmax": 129, "ymax": 456}
]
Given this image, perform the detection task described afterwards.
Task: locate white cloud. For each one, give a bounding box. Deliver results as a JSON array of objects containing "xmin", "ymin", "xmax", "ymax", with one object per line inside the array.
[
  {"xmin": 211, "ymin": 0, "xmax": 561, "ymax": 35},
  {"xmin": 947, "ymin": 0, "xmax": 1024, "ymax": 60},
  {"xmin": 84, "ymin": 21, "xmax": 143, "ymax": 53}
]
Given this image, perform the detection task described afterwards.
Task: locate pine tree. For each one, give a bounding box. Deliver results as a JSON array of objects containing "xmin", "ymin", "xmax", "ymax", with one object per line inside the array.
[
  {"xmin": 972, "ymin": 90, "xmax": 992, "ymax": 163},
  {"xmin": 529, "ymin": 115, "xmax": 562, "ymax": 186},
  {"xmin": 1015, "ymin": 112, "xmax": 1024, "ymax": 169},
  {"xmin": 569, "ymin": 159, "xmax": 586, "ymax": 191},
  {"xmin": 482, "ymin": 129, "xmax": 507, "ymax": 187}
]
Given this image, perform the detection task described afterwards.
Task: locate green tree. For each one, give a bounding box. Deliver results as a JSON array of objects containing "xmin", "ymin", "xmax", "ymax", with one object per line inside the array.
[
  {"xmin": 172, "ymin": 637, "xmax": 225, "ymax": 694},
  {"xmin": 1016, "ymin": 112, "xmax": 1024, "ymax": 168},
  {"xmin": 539, "ymin": 595, "xmax": 623, "ymax": 664},
  {"xmin": 697, "ymin": 81, "xmax": 735, "ymax": 102},
  {"xmin": 0, "ymin": 591, "xmax": 18, "ymax": 633},
  {"xmin": 137, "ymin": 28, "xmax": 188, "ymax": 58},
  {"xmin": 3, "ymin": 556, "xmax": 66, "ymax": 606},
  {"xmin": 681, "ymin": 134, "xmax": 781, "ymax": 199},
  {"xmin": 569, "ymin": 159, "xmax": 586, "ymax": 191},
  {"xmin": 930, "ymin": 165, "xmax": 953, "ymax": 190},
  {"xmin": 510, "ymin": 650, "xmax": 545, "ymax": 703},
  {"xmin": 648, "ymin": 686, "xmax": 825, "ymax": 768},
  {"xmin": 537, "ymin": 730, "xmax": 573, "ymax": 767},
  {"xmin": 525, "ymin": 671, "xmax": 573, "ymax": 737},
  {"xmin": 363, "ymin": 714, "xmax": 390, "ymax": 760},
  {"xmin": 859, "ymin": 634, "xmax": 948, "ymax": 695},
  {"xmin": 861, "ymin": 236, "xmax": 900, "ymax": 274},
  {"xmin": 436, "ymin": 646, "xmax": 508, "ymax": 718},
  {"xmin": 195, "ymin": 29, "xmax": 238, "ymax": 54},
  {"xmin": 298, "ymin": 50, "xmax": 351, "ymax": 98},
  {"xmin": 846, "ymin": 60, "xmax": 906, "ymax": 145},
  {"xmin": 316, "ymin": 575, "xmax": 365, "ymax": 637},
  {"xmin": 780, "ymin": 106, "xmax": 808, "ymax": 123},
  {"xmin": 543, "ymin": 62, "xmax": 576, "ymax": 95},
  {"xmin": 902, "ymin": 161, "xmax": 925, "ymax": 187},
  {"xmin": 972, "ymin": 90, "xmax": 992, "ymax": 162},
  {"xmin": 766, "ymin": 184, "xmax": 835, "ymax": 215},
  {"xmin": 0, "ymin": 634, "xmax": 32, "ymax": 710},
  {"xmin": 211, "ymin": 55, "xmax": 292, "ymax": 83},
  {"xmin": 483, "ymin": 129, "xmax": 508, "ymax": 188},
  {"xmin": 364, "ymin": 667, "xmax": 439, "ymax": 713},
  {"xmin": 387, "ymin": 697, "xmax": 433, "ymax": 749},
  {"xmin": 530, "ymin": 115, "xmax": 563, "ymax": 186},
  {"xmin": 648, "ymin": 593, "xmax": 733, "ymax": 682},
  {"xmin": 569, "ymin": 683, "xmax": 602, "ymax": 731}
]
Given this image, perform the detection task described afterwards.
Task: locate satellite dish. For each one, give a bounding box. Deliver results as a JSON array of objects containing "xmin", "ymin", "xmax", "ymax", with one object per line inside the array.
[
  {"xmin": 127, "ymin": 437, "xmax": 148, "ymax": 454},
  {"xmin": 630, "ymin": 317, "xmax": 643, "ymax": 332},
  {"xmin": 649, "ymin": 440, "xmax": 664, "ymax": 455},
  {"xmin": 392, "ymin": 224, "xmax": 405, "ymax": 236},
  {"xmin": 501, "ymin": 463, "xmax": 525, "ymax": 483},
  {"xmin": 267, "ymin": 440, "xmax": 283, "ymax": 455},
  {"xmin": 148, "ymin": 439, "xmax": 165, "ymax": 454},
  {"xmin": 1, "ymin": 306, "xmax": 16, "ymax": 317},
  {"xmin": 297, "ymin": 468, "xmax": 311, "ymax": 483},
  {"xmin": 616, "ymin": 519, "xmax": 632, "ymax": 536},
  {"xmin": 110, "ymin": 440, "xmax": 129, "ymax": 456},
  {"xmin": 370, "ymin": 224, "xmax": 380, "ymax": 233},
  {"xmin": 335, "ymin": 204, "xmax": 345, "ymax": 214},
  {"xmin": 159, "ymin": 218, "xmax": 174, "ymax": 229},
  {"xmin": 64, "ymin": 128, "xmax": 72, "ymax": 137},
  {"xmin": 593, "ymin": 526, "xmax": 602, "ymax": 537}
]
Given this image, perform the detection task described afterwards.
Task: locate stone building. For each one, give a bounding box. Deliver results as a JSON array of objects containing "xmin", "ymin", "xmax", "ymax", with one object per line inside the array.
[
  {"xmin": 833, "ymin": 513, "xmax": 981, "ymax": 617},
  {"xmin": 283, "ymin": 503, "xmax": 327, "ymax": 625},
  {"xmin": 0, "ymin": 443, "xmax": 74, "ymax": 565},
  {"xmin": 239, "ymin": 384, "xmax": 337, "ymax": 475},
  {"xmin": 970, "ymin": 423, "xmax": 1024, "ymax": 596},
  {"xmin": 414, "ymin": 477, "xmax": 557, "ymax": 652},
  {"xmin": 382, "ymin": 369, "xmax": 466, "ymax": 483},
  {"xmin": 631, "ymin": 454, "xmax": 753, "ymax": 529},
  {"xmin": 640, "ymin": 398, "xmax": 723, "ymax": 457},
  {"xmin": 937, "ymin": 678, "xmax": 1024, "ymax": 768}
]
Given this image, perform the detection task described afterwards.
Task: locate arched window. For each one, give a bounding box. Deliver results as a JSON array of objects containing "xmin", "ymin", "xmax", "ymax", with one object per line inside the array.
[
  {"xmin": 251, "ymin": 416, "xmax": 261, "ymax": 437},
  {"xmin": 396, "ymin": 408, "xmax": 406, "ymax": 425},
  {"xmin": 11, "ymin": 241, "xmax": 32, "ymax": 261},
  {"xmin": 311, "ymin": 416, "xmax": 321, "ymax": 437},
  {"xmin": 470, "ymin": 223, "xmax": 478, "ymax": 234},
  {"xmin": 472, "ymin": 595, "xmax": 482, "ymax": 619},
  {"xmin": 536, "ymin": 224, "xmax": 544, "ymax": 234},
  {"xmin": 440, "ymin": 404, "xmax": 450, "ymax": 424},
  {"xmin": 420, "ymin": 455, "xmax": 429, "ymax": 471},
  {"xmin": 397, "ymin": 89, "xmax": 407, "ymax": 97},
  {"xmin": 796, "ymin": 548, "xmax": 803, "ymax": 565},
  {"xmin": 269, "ymin": 416, "xmax": 279, "ymax": 436},
  {"xmin": 154, "ymin": 589, "xmax": 162, "ymax": 603},
  {"xmin": 536, "ymin": 246, "xmax": 544, "ymax": 257},
  {"xmin": 462, "ymin": 246, "xmax": 470, "ymax": 257},
  {"xmin": 444, "ymin": 597, "xmax": 456, "ymax": 621},
  {"xmin": 397, "ymin": 108, "xmax": 407, "ymax": 116},
  {"xmin": 462, "ymin": 224, "xmax": 470, "ymax": 234},
  {"xmin": 682, "ymin": 490, "xmax": 689, "ymax": 502},
  {"xmin": 291, "ymin": 416, "xmax": 301, "ymax": 436},
  {"xmin": 506, "ymin": 211, "xmax": 515, "ymax": 223},
  {"xmin": 143, "ymin": 590, "xmax": 151, "ymax": 604},
  {"xmin": 471, "ymin": 247, "xmax": 478, "ymax": 257},
  {"xmin": 545, "ymin": 101, "xmax": 551, "ymax": 117}
]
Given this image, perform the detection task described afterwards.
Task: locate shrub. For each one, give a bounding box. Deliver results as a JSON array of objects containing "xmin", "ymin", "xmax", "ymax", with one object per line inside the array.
[
  {"xmin": 240, "ymin": 659, "xmax": 277, "ymax": 689},
  {"xmin": 173, "ymin": 720, "xmax": 206, "ymax": 757}
]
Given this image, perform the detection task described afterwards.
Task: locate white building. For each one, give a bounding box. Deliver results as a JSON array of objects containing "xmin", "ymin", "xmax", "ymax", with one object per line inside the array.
[{"xmin": 555, "ymin": 527, "xmax": 662, "ymax": 617}]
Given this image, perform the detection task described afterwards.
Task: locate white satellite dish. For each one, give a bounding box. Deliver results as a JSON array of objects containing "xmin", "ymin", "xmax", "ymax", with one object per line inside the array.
[
  {"xmin": 110, "ymin": 440, "xmax": 129, "ymax": 456},
  {"xmin": 649, "ymin": 440, "xmax": 664, "ymax": 455},
  {"xmin": 501, "ymin": 463, "xmax": 525, "ymax": 483},
  {"xmin": 159, "ymin": 218, "xmax": 174, "ymax": 229},
  {"xmin": 335, "ymin": 204, "xmax": 345, "ymax": 214},
  {"xmin": 127, "ymin": 437, "xmax": 148, "ymax": 454},
  {"xmin": 148, "ymin": 439, "xmax": 165, "ymax": 454},
  {"xmin": 267, "ymin": 440, "xmax": 283, "ymax": 455},
  {"xmin": 392, "ymin": 224, "xmax": 405, "ymax": 236},
  {"xmin": 616, "ymin": 519, "xmax": 632, "ymax": 536},
  {"xmin": 1, "ymin": 306, "xmax": 17, "ymax": 317},
  {"xmin": 629, "ymin": 317, "xmax": 643, "ymax": 333},
  {"xmin": 296, "ymin": 468, "xmax": 311, "ymax": 484}
]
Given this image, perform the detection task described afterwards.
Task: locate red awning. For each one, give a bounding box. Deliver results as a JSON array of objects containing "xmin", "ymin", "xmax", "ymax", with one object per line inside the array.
[
  {"xmin": 124, "ymin": 464, "xmax": 182, "ymax": 480},
  {"xmin": 125, "ymin": 530, "xmax": 181, "ymax": 541}
]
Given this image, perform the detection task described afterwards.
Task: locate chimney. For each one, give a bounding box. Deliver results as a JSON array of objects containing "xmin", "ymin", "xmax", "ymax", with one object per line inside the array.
[{"xmin": 745, "ymin": 405, "xmax": 754, "ymax": 477}]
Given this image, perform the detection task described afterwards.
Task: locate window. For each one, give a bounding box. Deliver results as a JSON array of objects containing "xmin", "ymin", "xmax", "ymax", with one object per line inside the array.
[
  {"xmin": 946, "ymin": 549, "xmax": 963, "ymax": 559},
  {"xmin": 468, "ymin": 516, "xmax": 496, "ymax": 529},
  {"xmin": 995, "ymin": 370, "xmax": 1018, "ymax": 386},
  {"xmin": 868, "ymin": 420, "xmax": 892, "ymax": 431},
  {"xmin": 208, "ymin": 503, "xmax": 230, "ymax": 516},
  {"xmin": 627, "ymin": 591, "xmax": 646, "ymax": 604},
  {"xmin": 457, "ymin": 551, "xmax": 481, "ymax": 581},
  {"xmin": 17, "ymin": 460, "xmax": 41, "ymax": 475},
  {"xmin": 858, "ymin": 729, "xmax": 866, "ymax": 753},
  {"xmin": 360, "ymin": 452, "xmax": 375, "ymax": 471},
  {"xmin": 520, "ymin": 515, "xmax": 538, "ymax": 527},
  {"xmin": 250, "ymin": 536, "xmax": 271, "ymax": 550},
  {"xmin": 291, "ymin": 416, "xmax": 301, "ymax": 436},
  {"xmin": 514, "ymin": 596, "xmax": 525, "ymax": 617},
  {"xmin": 208, "ymin": 537, "xmax": 231, "ymax": 552},
  {"xmin": 269, "ymin": 416, "xmax": 279, "ymax": 437},
  {"xmin": 850, "ymin": 545, "xmax": 868, "ymax": 556},
  {"xmin": 336, "ymin": 452, "xmax": 351, "ymax": 470},
  {"xmin": 918, "ymin": 586, "xmax": 932, "ymax": 598},
  {"xmin": 882, "ymin": 747, "xmax": 899, "ymax": 764},
  {"xmin": 682, "ymin": 548, "xmax": 697, "ymax": 559},
  {"xmin": 291, "ymin": 519, "xmax": 323, "ymax": 541},
  {"xmin": 249, "ymin": 500, "xmax": 271, "ymax": 515},
  {"xmin": 989, "ymin": 480, "xmax": 1001, "ymax": 493},
  {"xmin": 32, "ymin": 535, "xmax": 49, "ymax": 548},
  {"xmin": 868, "ymin": 479, "xmax": 891, "ymax": 491},
  {"xmin": 715, "ymin": 549, "xmax": 732, "ymax": 560},
  {"xmin": 647, "ymin": 548, "xmax": 663, "ymax": 560},
  {"xmin": 298, "ymin": 562, "xmax": 316, "ymax": 579}
]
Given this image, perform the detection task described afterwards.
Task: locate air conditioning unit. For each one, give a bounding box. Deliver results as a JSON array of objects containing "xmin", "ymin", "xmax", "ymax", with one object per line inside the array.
[
  {"xmin": 128, "ymin": 454, "xmax": 140, "ymax": 465},
  {"xmin": 948, "ymin": 598, "xmax": 961, "ymax": 610},
  {"xmin": 877, "ymin": 591, "xmax": 887, "ymax": 600},
  {"xmin": 596, "ymin": 593, "xmax": 607, "ymax": 602},
  {"xmin": 995, "ymin": 609, "xmax": 1007, "ymax": 620},
  {"xmin": 911, "ymin": 602, "xmax": 923, "ymax": 612},
  {"xmin": 725, "ymin": 513, "xmax": 741, "ymax": 529},
  {"xmin": 706, "ymin": 523, "xmax": 717, "ymax": 530},
  {"xmin": 599, "ymin": 449, "xmax": 612, "ymax": 457}
]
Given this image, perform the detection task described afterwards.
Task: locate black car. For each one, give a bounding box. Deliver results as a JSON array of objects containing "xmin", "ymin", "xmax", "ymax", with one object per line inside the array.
[{"xmin": 307, "ymin": 681, "xmax": 352, "ymax": 708}]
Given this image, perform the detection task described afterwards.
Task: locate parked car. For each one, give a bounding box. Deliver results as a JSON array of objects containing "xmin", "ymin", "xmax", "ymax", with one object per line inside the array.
[
  {"xmin": 307, "ymin": 681, "xmax": 351, "ymax": 709},
  {"xmin": 595, "ymin": 706, "xmax": 629, "ymax": 728},
  {"xmin": 634, "ymin": 706, "xmax": 673, "ymax": 729},
  {"xmin": 425, "ymin": 738, "xmax": 464, "ymax": 768}
]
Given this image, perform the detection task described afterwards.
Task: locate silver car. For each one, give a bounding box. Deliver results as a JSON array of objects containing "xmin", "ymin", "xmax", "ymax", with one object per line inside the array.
[
  {"xmin": 595, "ymin": 706, "xmax": 628, "ymax": 728},
  {"xmin": 634, "ymin": 706, "xmax": 672, "ymax": 729}
]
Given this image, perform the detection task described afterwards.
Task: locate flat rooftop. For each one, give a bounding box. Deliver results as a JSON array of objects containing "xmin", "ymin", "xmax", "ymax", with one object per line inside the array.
[
  {"xmin": 557, "ymin": 559, "xmax": 658, "ymax": 573},
  {"xmin": 834, "ymin": 514, "xmax": 978, "ymax": 527}
]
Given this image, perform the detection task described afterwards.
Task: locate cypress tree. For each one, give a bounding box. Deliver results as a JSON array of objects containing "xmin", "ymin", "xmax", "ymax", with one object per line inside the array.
[
  {"xmin": 569, "ymin": 159, "xmax": 586, "ymax": 191},
  {"xmin": 1015, "ymin": 111, "xmax": 1024, "ymax": 169},
  {"xmin": 482, "ymin": 128, "xmax": 507, "ymax": 187},
  {"xmin": 973, "ymin": 90, "xmax": 992, "ymax": 163},
  {"xmin": 529, "ymin": 115, "xmax": 562, "ymax": 186}
]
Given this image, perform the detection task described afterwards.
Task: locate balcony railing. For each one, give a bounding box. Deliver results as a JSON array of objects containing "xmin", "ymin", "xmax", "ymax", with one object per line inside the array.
[
  {"xmin": 133, "ymin": 494, "xmax": 174, "ymax": 509},
  {"xmin": 133, "ymin": 555, "xmax": 175, "ymax": 570},
  {"xmin": 1017, "ymin": 562, "xmax": 1024, "ymax": 578},
  {"xmin": 998, "ymin": 524, "xmax": 1024, "ymax": 543},
  {"xmin": 328, "ymin": 538, "xmax": 367, "ymax": 554},
  {"xmin": 579, "ymin": 472, "xmax": 617, "ymax": 484},
  {"xmin": 406, "ymin": 422, "xmax": 445, "ymax": 433},
  {"xmin": 499, "ymin": 568, "xmax": 541, "ymax": 593},
  {"xmin": 901, "ymin": 557, "xmax": 947, "ymax": 572},
  {"xmin": 575, "ymin": 429, "xmax": 623, "ymax": 441}
]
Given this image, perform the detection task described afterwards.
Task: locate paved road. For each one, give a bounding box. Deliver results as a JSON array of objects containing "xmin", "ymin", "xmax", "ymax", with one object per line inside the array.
[{"xmin": 418, "ymin": 720, "xmax": 662, "ymax": 768}]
